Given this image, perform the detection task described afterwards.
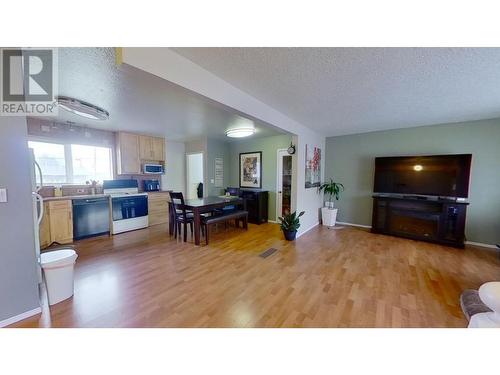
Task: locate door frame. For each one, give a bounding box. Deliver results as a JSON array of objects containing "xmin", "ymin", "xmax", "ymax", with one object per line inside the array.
[
  {"xmin": 276, "ymin": 148, "xmax": 291, "ymax": 221},
  {"xmin": 185, "ymin": 151, "xmax": 205, "ymax": 199}
]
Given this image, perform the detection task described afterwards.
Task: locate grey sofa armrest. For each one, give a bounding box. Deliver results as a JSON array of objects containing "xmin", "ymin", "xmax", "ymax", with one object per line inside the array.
[{"xmin": 460, "ymin": 289, "xmax": 493, "ymax": 321}]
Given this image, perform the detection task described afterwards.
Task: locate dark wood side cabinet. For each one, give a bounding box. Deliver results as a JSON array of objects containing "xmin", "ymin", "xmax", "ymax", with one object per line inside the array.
[
  {"xmin": 371, "ymin": 195, "xmax": 468, "ymax": 248},
  {"xmin": 240, "ymin": 190, "xmax": 268, "ymax": 224}
]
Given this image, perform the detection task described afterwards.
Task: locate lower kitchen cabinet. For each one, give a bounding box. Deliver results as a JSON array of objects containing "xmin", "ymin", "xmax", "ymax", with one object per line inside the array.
[
  {"xmin": 39, "ymin": 192, "xmax": 171, "ymax": 248},
  {"xmin": 147, "ymin": 192, "xmax": 170, "ymax": 226},
  {"xmin": 39, "ymin": 202, "xmax": 51, "ymax": 248},
  {"xmin": 40, "ymin": 199, "xmax": 74, "ymax": 248}
]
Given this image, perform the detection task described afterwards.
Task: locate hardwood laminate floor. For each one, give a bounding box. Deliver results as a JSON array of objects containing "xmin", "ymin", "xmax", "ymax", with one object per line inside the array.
[{"xmin": 11, "ymin": 223, "xmax": 500, "ymax": 328}]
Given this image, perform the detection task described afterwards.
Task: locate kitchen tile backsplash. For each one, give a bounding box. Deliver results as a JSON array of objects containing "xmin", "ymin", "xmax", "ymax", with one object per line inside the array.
[{"xmin": 27, "ymin": 117, "xmax": 115, "ymax": 147}]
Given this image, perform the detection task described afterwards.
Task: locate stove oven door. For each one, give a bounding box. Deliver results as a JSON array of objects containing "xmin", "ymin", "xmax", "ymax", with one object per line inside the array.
[{"xmin": 111, "ymin": 195, "xmax": 148, "ymax": 221}]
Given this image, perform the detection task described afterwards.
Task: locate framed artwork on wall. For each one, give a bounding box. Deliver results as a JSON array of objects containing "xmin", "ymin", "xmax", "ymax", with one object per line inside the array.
[
  {"xmin": 214, "ymin": 157, "xmax": 224, "ymax": 188},
  {"xmin": 305, "ymin": 144, "xmax": 321, "ymax": 188},
  {"xmin": 239, "ymin": 151, "xmax": 262, "ymax": 189}
]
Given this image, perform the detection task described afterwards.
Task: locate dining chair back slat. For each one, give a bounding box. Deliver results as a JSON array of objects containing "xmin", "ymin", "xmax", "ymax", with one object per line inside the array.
[{"xmin": 169, "ymin": 192, "xmax": 193, "ymax": 242}]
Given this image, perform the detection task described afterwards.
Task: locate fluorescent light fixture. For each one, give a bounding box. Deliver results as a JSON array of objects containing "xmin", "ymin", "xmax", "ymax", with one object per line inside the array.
[
  {"xmin": 226, "ymin": 125, "xmax": 255, "ymax": 138},
  {"xmin": 413, "ymin": 164, "xmax": 423, "ymax": 171},
  {"xmin": 56, "ymin": 96, "xmax": 109, "ymax": 120}
]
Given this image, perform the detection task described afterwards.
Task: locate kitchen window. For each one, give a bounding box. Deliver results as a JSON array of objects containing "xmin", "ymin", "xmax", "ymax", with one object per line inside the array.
[{"xmin": 28, "ymin": 140, "xmax": 113, "ymax": 185}]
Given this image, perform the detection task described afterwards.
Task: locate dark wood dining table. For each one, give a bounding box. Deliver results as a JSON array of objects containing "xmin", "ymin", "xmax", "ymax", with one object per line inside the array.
[{"xmin": 182, "ymin": 196, "xmax": 245, "ymax": 246}]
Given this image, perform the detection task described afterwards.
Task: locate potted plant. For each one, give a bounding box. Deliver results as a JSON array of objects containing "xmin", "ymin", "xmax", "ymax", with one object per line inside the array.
[
  {"xmin": 318, "ymin": 179, "xmax": 344, "ymax": 227},
  {"xmin": 278, "ymin": 211, "xmax": 305, "ymax": 241}
]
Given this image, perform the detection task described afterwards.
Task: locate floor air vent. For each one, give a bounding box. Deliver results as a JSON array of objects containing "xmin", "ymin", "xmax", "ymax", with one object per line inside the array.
[{"xmin": 259, "ymin": 248, "xmax": 278, "ymax": 258}]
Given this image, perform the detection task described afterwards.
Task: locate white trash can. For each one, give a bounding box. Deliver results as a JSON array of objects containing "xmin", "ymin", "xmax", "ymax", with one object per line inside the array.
[{"xmin": 40, "ymin": 249, "xmax": 78, "ymax": 305}]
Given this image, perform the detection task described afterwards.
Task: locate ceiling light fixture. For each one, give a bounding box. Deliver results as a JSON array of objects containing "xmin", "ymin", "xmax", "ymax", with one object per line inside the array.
[
  {"xmin": 225, "ymin": 125, "xmax": 255, "ymax": 138},
  {"xmin": 413, "ymin": 165, "xmax": 423, "ymax": 171},
  {"xmin": 56, "ymin": 96, "xmax": 109, "ymax": 120}
]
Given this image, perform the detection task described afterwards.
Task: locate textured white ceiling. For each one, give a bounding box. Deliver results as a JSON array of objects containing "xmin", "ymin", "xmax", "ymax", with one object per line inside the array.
[
  {"xmin": 37, "ymin": 48, "xmax": 284, "ymax": 141},
  {"xmin": 172, "ymin": 47, "xmax": 500, "ymax": 136}
]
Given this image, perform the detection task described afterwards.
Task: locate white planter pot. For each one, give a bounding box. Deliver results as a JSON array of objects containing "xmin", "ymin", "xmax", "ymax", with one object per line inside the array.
[{"xmin": 321, "ymin": 207, "xmax": 338, "ymax": 227}]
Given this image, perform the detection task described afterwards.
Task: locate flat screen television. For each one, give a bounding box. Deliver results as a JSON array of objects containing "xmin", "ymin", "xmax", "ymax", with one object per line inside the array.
[{"xmin": 374, "ymin": 154, "xmax": 472, "ymax": 198}]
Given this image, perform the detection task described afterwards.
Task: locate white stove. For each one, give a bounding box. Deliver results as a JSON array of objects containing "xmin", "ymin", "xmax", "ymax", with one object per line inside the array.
[
  {"xmin": 103, "ymin": 186, "xmax": 147, "ymax": 197},
  {"xmin": 103, "ymin": 180, "xmax": 149, "ymax": 235}
]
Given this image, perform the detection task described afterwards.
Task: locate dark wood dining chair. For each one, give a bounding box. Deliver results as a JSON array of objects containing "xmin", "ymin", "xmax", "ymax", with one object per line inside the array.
[
  {"xmin": 169, "ymin": 192, "xmax": 194, "ymax": 242},
  {"xmin": 214, "ymin": 187, "xmax": 241, "ymax": 218}
]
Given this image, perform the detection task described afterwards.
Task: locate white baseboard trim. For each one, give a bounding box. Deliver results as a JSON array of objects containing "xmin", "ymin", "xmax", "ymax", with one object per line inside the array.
[
  {"xmin": 0, "ymin": 306, "xmax": 41, "ymax": 328},
  {"xmin": 336, "ymin": 221, "xmax": 372, "ymax": 229},
  {"xmin": 465, "ymin": 241, "xmax": 498, "ymax": 250},
  {"xmin": 267, "ymin": 220, "xmax": 278, "ymax": 224},
  {"xmin": 297, "ymin": 222, "xmax": 319, "ymax": 238}
]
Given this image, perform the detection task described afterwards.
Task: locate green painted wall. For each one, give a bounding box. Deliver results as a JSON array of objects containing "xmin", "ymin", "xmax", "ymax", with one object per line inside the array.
[
  {"xmin": 325, "ymin": 118, "xmax": 500, "ymax": 245},
  {"xmin": 228, "ymin": 134, "xmax": 292, "ymax": 221}
]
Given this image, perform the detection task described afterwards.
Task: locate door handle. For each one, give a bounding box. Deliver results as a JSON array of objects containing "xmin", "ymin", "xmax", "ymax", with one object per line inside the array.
[
  {"xmin": 33, "ymin": 192, "xmax": 44, "ymax": 225},
  {"xmin": 34, "ymin": 160, "xmax": 43, "ymax": 192}
]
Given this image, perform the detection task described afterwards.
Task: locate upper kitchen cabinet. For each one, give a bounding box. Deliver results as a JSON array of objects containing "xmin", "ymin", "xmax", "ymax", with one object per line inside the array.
[
  {"xmin": 116, "ymin": 132, "xmax": 166, "ymax": 175},
  {"xmin": 116, "ymin": 132, "xmax": 141, "ymax": 174},
  {"xmin": 139, "ymin": 135, "xmax": 165, "ymax": 161},
  {"xmin": 152, "ymin": 137, "xmax": 165, "ymax": 161}
]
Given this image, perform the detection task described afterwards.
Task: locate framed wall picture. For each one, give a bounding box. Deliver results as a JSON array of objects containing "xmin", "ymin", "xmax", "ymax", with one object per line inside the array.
[
  {"xmin": 239, "ymin": 151, "xmax": 262, "ymax": 189},
  {"xmin": 305, "ymin": 144, "xmax": 321, "ymax": 188},
  {"xmin": 214, "ymin": 157, "xmax": 224, "ymax": 188}
]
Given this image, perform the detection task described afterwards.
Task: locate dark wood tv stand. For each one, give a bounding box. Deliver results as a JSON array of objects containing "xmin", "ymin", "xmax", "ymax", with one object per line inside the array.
[{"xmin": 371, "ymin": 195, "xmax": 468, "ymax": 248}]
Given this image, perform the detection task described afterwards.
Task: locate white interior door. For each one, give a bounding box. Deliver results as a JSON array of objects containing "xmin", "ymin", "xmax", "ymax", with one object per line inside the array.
[
  {"xmin": 186, "ymin": 152, "xmax": 204, "ymax": 199},
  {"xmin": 276, "ymin": 149, "xmax": 293, "ymax": 219}
]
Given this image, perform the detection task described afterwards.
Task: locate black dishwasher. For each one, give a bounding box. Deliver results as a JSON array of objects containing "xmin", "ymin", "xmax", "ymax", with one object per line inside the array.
[{"xmin": 73, "ymin": 197, "xmax": 110, "ymax": 240}]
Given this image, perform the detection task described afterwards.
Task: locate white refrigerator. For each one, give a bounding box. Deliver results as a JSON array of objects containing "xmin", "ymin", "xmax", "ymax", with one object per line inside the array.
[{"xmin": 30, "ymin": 148, "xmax": 44, "ymax": 284}]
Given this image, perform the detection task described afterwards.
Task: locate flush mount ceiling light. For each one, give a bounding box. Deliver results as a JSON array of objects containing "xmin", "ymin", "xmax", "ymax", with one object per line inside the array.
[
  {"xmin": 225, "ymin": 125, "xmax": 255, "ymax": 138},
  {"xmin": 413, "ymin": 164, "xmax": 423, "ymax": 171},
  {"xmin": 56, "ymin": 96, "xmax": 109, "ymax": 120}
]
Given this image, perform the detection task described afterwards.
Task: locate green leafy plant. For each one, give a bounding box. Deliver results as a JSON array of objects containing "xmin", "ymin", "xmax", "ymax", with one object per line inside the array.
[
  {"xmin": 318, "ymin": 179, "xmax": 344, "ymax": 207},
  {"xmin": 278, "ymin": 211, "xmax": 305, "ymax": 232}
]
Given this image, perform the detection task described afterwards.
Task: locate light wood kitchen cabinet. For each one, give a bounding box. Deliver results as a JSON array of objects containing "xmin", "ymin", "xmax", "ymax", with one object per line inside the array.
[
  {"xmin": 39, "ymin": 199, "xmax": 73, "ymax": 248},
  {"xmin": 147, "ymin": 192, "xmax": 170, "ymax": 226},
  {"xmin": 116, "ymin": 132, "xmax": 165, "ymax": 175},
  {"xmin": 151, "ymin": 137, "xmax": 165, "ymax": 161},
  {"xmin": 39, "ymin": 202, "xmax": 51, "ymax": 248},
  {"xmin": 116, "ymin": 132, "xmax": 141, "ymax": 174},
  {"xmin": 139, "ymin": 135, "xmax": 165, "ymax": 161},
  {"xmin": 48, "ymin": 200, "xmax": 73, "ymax": 244},
  {"xmin": 139, "ymin": 135, "xmax": 152, "ymax": 160}
]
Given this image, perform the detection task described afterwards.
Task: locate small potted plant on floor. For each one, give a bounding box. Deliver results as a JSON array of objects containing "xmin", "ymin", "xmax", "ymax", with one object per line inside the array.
[
  {"xmin": 318, "ymin": 179, "xmax": 344, "ymax": 227},
  {"xmin": 278, "ymin": 211, "xmax": 305, "ymax": 241}
]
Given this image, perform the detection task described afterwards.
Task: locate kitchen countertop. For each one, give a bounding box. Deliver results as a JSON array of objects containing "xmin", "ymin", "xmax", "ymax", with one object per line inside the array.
[
  {"xmin": 42, "ymin": 194, "xmax": 110, "ymax": 202},
  {"xmin": 42, "ymin": 191, "xmax": 171, "ymax": 202}
]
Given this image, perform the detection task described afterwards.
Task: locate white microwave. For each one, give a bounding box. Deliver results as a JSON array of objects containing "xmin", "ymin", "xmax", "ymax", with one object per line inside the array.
[{"xmin": 143, "ymin": 163, "xmax": 164, "ymax": 174}]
